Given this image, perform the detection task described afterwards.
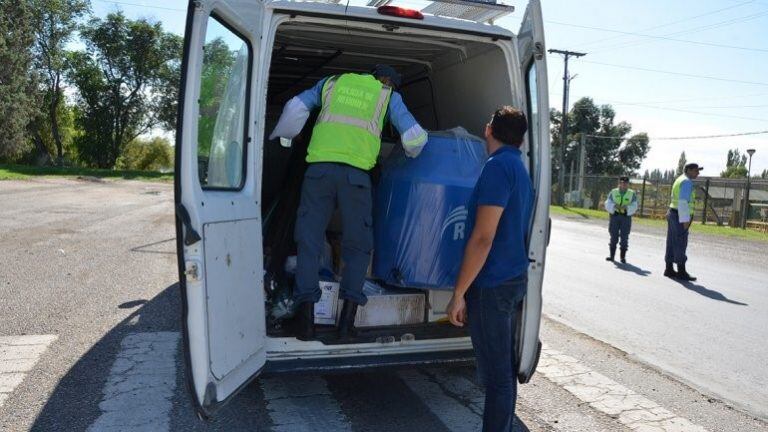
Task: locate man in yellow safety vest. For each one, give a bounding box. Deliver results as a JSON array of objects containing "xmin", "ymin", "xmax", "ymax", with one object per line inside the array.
[
  {"xmin": 665, "ymin": 163, "xmax": 701, "ymax": 281},
  {"xmin": 604, "ymin": 176, "xmax": 638, "ymax": 263},
  {"xmin": 269, "ymin": 65, "xmax": 428, "ymax": 340}
]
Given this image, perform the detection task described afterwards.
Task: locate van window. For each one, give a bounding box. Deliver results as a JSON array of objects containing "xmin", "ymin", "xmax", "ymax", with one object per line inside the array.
[
  {"xmin": 197, "ymin": 15, "xmax": 251, "ymax": 189},
  {"xmin": 525, "ymin": 60, "xmax": 540, "ymax": 177}
]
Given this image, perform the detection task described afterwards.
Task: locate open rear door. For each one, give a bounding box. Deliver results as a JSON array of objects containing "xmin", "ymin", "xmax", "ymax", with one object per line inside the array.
[
  {"xmin": 174, "ymin": 0, "xmax": 266, "ymax": 418},
  {"xmin": 516, "ymin": 0, "xmax": 550, "ymax": 384}
]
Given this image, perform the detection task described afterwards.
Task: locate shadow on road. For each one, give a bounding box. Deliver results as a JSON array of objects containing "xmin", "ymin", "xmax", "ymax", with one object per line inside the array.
[
  {"xmin": 613, "ymin": 262, "xmax": 651, "ymax": 276},
  {"xmin": 673, "ymin": 280, "xmax": 748, "ymax": 306}
]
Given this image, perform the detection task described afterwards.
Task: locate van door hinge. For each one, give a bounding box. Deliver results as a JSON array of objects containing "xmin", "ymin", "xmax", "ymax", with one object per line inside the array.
[
  {"xmin": 177, "ymin": 203, "xmax": 202, "ymax": 246},
  {"xmin": 534, "ymin": 42, "xmax": 545, "ymax": 60},
  {"xmin": 185, "ymin": 260, "xmax": 202, "ymax": 281}
]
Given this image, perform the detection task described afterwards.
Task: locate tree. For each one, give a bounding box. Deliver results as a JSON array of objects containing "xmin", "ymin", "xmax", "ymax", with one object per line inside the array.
[
  {"xmin": 551, "ymin": 97, "xmax": 650, "ymax": 208},
  {"xmin": 721, "ymin": 148, "xmax": 748, "ymax": 178},
  {"xmin": 676, "ymin": 151, "xmax": 686, "ymax": 176},
  {"xmin": 761, "ymin": 169, "xmax": 767, "ymax": 179},
  {"xmin": 31, "ymin": 0, "xmax": 90, "ymax": 165},
  {"xmin": 115, "ymin": 136, "xmax": 173, "ymax": 171},
  {"xmin": 67, "ymin": 12, "xmax": 181, "ymax": 168},
  {"xmin": 0, "ymin": 1, "xmax": 38, "ymax": 161}
]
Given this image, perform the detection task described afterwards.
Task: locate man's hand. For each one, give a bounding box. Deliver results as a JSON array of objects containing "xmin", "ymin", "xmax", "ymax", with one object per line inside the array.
[
  {"xmin": 682, "ymin": 222, "xmax": 691, "ymax": 230},
  {"xmin": 447, "ymin": 294, "xmax": 467, "ymax": 327}
]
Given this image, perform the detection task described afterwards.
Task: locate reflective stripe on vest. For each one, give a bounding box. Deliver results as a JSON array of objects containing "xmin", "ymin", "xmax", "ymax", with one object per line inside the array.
[
  {"xmin": 610, "ymin": 188, "xmax": 635, "ymax": 208},
  {"xmin": 669, "ymin": 174, "xmax": 696, "ymax": 214},
  {"xmin": 316, "ymin": 75, "xmax": 391, "ymax": 137}
]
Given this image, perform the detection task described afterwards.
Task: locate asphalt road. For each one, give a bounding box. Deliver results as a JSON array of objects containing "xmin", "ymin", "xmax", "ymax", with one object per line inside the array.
[
  {"xmin": 0, "ymin": 178, "xmax": 766, "ymax": 432},
  {"xmin": 544, "ymin": 213, "xmax": 768, "ymax": 420}
]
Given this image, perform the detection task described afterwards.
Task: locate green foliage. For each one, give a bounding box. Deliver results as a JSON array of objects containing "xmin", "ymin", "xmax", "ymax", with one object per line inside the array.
[
  {"xmin": 761, "ymin": 169, "xmax": 767, "ymax": 179},
  {"xmin": 0, "ymin": 163, "xmax": 172, "ymax": 181},
  {"xmin": 67, "ymin": 12, "xmax": 181, "ymax": 168},
  {"xmin": 0, "ymin": 1, "xmax": 38, "ymax": 161},
  {"xmin": 198, "ymin": 38, "xmax": 237, "ymax": 156},
  {"xmin": 721, "ymin": 148, "xmax": 748, "ymax": 178},
  {"xmin": 115, "ymin": 136, "xmax": 173, "ymax": 171},
  {"xmin": 676, "ymin": 151, "xmax": 686, "ymax": 176},
  {"xmin": 30, "ymin": 0, "xmax": 90, "ymax": 163}
]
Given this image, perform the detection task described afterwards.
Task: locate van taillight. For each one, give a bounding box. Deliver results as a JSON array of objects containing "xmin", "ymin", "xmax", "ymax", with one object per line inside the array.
[{"xmin": 377, "ymin": 5, "xmax": 424, "ymax": 20}]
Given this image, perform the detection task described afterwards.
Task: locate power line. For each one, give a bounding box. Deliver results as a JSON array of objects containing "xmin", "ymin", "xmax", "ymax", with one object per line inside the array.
[
  {"xmin": 574, "ymin": 1, "xmax": 757, "ymax": 49},
  {"xmin": 551, "ymin": 92, "xmax": 768, "ymax": 106},
  {"xmin": 572, "ymin": 99, "xmax": 768, "ymax": 123},
  {"xmin": 580, "ymin": 60, "xmax": 768, "ymax": 87},
  {"xmin": 586, "ymin": 130, "xmax": 768, "ymax": 141},
  {"xmin": 545, "ymin": 20, "xmax": 768, "ymax": 54},
  {"xmin": 92, "ymin": 0, "xmax": 186, "ymax": 12},
  {"xmin": 589, "ymin": 9, "xmax": 768, "ymax": 53}
]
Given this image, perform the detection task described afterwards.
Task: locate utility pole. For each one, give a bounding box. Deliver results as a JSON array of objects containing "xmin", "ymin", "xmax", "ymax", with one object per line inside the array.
[{"xmin": 549, "ymin": 49, "xmax": 586, "ymax": 205}]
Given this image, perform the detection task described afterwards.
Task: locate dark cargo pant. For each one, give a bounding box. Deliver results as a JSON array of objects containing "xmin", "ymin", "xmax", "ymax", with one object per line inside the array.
[
  {"xmin": 294, "ymin": 163, "xmax": 373, "ymax": 306},
  {"xmin": 665, "ymin": 209, "xmax": 689, "ymax": 265},
  {"xmin": 609, "ymin": 213, "xmax": 631, "ymax": 252}
]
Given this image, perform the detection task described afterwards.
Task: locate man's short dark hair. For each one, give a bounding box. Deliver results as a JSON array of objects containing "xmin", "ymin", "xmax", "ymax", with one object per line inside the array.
[{"xmin": 490, "ymin": 106, "xmax": 527, "ymax": 147}]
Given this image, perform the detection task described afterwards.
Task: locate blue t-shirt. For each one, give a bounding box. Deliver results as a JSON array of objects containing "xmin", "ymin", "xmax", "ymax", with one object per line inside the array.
[{"xmin": 466, "ymin": 145, "xmax": 533, "ymax": 288}]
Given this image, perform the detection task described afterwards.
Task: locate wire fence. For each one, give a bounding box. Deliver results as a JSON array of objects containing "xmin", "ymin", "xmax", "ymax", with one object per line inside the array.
[{"xmin": 556, "ymin": 174, "xmax": 768, "ymax": 233}]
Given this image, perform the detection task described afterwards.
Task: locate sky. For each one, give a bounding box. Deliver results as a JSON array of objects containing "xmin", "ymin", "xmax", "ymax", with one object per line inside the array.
[{"xmin": 87, "ymin": 0, "xmax": 768, "ymax": 176}]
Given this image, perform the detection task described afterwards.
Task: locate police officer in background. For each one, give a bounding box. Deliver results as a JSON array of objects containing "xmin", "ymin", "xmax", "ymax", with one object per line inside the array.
[
  {"xmin": 269, "ymin": 65, "xmax": 428, "ymax": 340},
  {"xmin": 604, "ymin": 176, "xmax": 638, "ymax": 263},
  {"xmin": 665, "ymin": 163, "xmax": 701, "ymax": 281}
]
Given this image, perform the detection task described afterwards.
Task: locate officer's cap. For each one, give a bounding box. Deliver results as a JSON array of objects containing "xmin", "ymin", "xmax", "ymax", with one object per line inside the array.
[{"xmin": 684, "ymin": 163, "xmax": 703, "ymax": 171}]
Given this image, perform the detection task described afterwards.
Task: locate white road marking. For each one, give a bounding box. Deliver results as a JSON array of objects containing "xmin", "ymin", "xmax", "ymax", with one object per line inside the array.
[
  {"xmin": 87, "ymin": 332, "xmax": 180, "ymax": 432},
  {"xmin": 261, "ymin": 375, "xmax": 352, "ymax": 432},
  {"xmin": 0, "ymin": 335, "xmax": 57, "ymax": 407},
  {"xmin": 398, "ymin": 369, "xmax": 483, "ymax": 432},
  {"xmin": 537, "ymin": 345, "xmax": 708, "ymax": 432}
]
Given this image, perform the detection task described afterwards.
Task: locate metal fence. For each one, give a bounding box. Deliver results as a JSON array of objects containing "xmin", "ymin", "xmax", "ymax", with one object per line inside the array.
[{"xmin": 557, "ymin": 174, "xmax": 768, "ymax": 232}]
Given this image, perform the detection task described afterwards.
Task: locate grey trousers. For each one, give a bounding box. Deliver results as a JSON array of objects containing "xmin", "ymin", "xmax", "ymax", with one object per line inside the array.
[
  {"xmin": 294, "ymin": 163, "xmax": 373, "ymax": 306},
  {"xmin": 665, "ymin": 209, "xmax": 689, "ymax": 265},
  {"xmin": 609, "ymin": 213, "xmax": 632, "ymax": 251}
]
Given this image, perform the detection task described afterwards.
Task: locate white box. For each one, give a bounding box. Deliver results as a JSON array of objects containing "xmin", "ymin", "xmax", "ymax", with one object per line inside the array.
[
  {"xmin": 314, "ymin": 281, "xmax": 340, "ymax": 325},
  {"xmin": 352, "ymin": 282, "xmax": 426, "ymax": 327},
  {"xmin": 427, "ymin": 290, "xmax": 453, "ymax": 322}
]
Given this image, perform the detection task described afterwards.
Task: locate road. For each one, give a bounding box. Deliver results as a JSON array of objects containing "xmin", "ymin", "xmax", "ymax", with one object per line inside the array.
[
  {"xmin": 0, "ymin": 178, "xmax": 766, "ymax": 431},
  {"xmin": 544, "ymin": 214, "xmax": 768, "ymax": 420}
]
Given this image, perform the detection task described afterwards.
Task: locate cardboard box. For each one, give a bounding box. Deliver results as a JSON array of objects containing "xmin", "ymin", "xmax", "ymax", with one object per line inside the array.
[
  {"xmin": 314, "ymin": 281, "xmax": 340, "ymax": 325},
  {"xmin": 352, "ymin": 282, "xmax": 426, "ymax": 327},
  {"xmin": 427, "ymin": 289, "xmax": 453, "ymax": 322}
]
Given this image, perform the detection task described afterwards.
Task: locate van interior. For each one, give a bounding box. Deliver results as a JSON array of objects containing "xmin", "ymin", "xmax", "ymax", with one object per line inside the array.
[{"xmin": 260, "ymin": 17, "xmax": 516, "ymax": 344}]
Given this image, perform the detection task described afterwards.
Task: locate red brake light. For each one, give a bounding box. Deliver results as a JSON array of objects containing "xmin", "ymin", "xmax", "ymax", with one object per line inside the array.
[{"xmin": 377, "ymin": 5, "xmax": 424, "ymax": 20}]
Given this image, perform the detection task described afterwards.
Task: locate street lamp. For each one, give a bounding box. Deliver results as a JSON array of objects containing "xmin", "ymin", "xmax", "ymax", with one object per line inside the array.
[{"xmin": 742, "ymin": 149, "xmax": 756, "ymax": 229}]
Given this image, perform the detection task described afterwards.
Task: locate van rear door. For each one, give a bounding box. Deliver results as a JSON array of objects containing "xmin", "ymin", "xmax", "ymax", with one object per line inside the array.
[
  {"xmin": 517, "ymin": 0, "xmax": 550, "ymax": 383},
  {"xmin": 174, "ymin": 0, "xmax": 266, "ymax": 418}
]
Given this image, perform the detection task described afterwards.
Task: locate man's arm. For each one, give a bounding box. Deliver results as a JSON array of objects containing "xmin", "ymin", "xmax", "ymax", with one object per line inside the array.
[
  {"xmin": 605, "ymin": 194, "xmax": 616, "ymax": 214},
  {"xmin": 678, "ymin": 180, "xmax": 693, "ymax": 225},
  {"xmin": 447, "ymin": 205, "xmax": 504, "ymax": 327},
  {"xmin": 387, "ymin": 92, "xmax": 428, "ymax": 157},
  {"xmin": 268, "ymin": 78, "xmax": 327, "ymax": 141},
  {"xmin": 627, "ymin": 192, "xmax": 639, "ymax": 216}
]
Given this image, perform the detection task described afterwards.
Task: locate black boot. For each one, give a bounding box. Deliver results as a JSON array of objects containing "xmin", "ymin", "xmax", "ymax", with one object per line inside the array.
[
  {"xmin": 676, "ymin": 263, "xmax": 697, "ymax": 282},
  {"xmin": 293, "ymin": 302, "xmax": 315, "ymax": 341},
  {"xmin": 606, "ymin": 246, "xmax": 616, "ymax": 262},
  {"xmin": 663, "ymin": 262, "xmax": 677, "ymax": 278},
  {"xmin": 620, "ymin": 249, "xmax": 627, "ymax": 264},
  {"xmin": 337, "ymin": 300, "xmax": 359, "ymax": 340}
]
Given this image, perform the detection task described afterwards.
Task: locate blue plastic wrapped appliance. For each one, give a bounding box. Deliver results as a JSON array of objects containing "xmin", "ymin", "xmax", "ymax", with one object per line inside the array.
[{"xmin": 373, "ymin": 128, "xmax": 486, "ymax": 290}]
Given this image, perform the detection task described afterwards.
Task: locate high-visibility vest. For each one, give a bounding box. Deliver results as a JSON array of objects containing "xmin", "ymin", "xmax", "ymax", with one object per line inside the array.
[
  {"xmin": 610, "ymin": 188, "xmax": 635, "ymax": 213},
  {"xmin": 306, "ymin": 73, "xmax": 392, "ymax": 171},
  {"xmin": 669, "ymin": 174, "xmax": 696, "ymax": 215}
]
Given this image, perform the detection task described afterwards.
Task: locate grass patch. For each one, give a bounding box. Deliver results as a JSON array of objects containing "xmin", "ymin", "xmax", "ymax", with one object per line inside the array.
[
  {"xmin": 550, "ymin": 205, "xmax": 768, "ymax": 242},
  {"xmin": 0, "ymin": 164, "xmax": 173, "ymax": 182}
]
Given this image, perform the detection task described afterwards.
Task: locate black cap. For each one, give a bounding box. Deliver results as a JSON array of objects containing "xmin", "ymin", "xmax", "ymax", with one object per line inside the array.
[
  {"xmin": 371, "ymin": 64, "xmax": 402, "ymax": 88},
  {"xmin": 684, "ymin": 163, "xmax": 703, "ymax": 171},
  {"xmin": 619, "ymin": 176, "xmax": 630, "ymax": 182}
]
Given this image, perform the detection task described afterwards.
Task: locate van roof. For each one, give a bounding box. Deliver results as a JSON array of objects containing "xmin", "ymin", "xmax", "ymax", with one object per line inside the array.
[{"xmin": 267, "ymin": 0, "xmax": 516, "ymax": 39}]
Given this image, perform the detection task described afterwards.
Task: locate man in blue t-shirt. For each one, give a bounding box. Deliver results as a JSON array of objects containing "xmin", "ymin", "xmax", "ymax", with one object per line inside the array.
[{"xmin": 447, "ymin": 106, "xmax": 533, "ymax": 432}]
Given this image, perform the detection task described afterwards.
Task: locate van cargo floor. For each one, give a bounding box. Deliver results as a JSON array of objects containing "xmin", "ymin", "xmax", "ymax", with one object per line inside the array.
[{"xmin": 268, "ymin": 322, "xmax": 469, "ymax": 345}]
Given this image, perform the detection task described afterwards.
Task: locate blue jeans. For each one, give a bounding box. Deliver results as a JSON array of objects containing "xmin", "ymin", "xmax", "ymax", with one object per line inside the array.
[
  {"xmin": 466, "ymin": 274, "xmax": 527, "ymax": 432},
  {"xmin": 294, "ymin": 163, "xmax": 373, "ymax": 306},
  {"xmin": 665, "ymin": 209, "xmax": 689, "ymax": 265},
  {"xmin": 609, "ymin": 213, "xmax": 631, "ymax": 251}
]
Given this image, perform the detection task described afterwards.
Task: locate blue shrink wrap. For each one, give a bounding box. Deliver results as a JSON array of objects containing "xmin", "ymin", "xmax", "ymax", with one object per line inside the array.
[{"xmin": 373, "ymin": 128, "xmax": 486, "ymax": 290}]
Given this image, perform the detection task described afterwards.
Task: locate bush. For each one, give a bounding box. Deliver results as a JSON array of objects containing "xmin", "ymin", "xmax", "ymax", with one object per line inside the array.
[{"xmin": 115, "ymin": 136, "xmax": 173, "ymax": 171}]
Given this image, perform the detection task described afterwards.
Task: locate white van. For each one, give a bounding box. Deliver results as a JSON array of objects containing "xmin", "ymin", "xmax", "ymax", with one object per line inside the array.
[{"xmin": 174, "ymin": 0, "xmax": 551, "ymax": 418}]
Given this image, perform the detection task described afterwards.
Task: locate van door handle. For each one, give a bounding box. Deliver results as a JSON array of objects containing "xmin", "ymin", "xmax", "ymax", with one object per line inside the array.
[{"xmin": 177, "ymin": 203, "xmax": 202, "ymax": 246}]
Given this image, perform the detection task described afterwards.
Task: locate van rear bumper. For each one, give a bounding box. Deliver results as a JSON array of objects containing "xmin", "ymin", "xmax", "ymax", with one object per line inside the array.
[{"xmin": 263, "ymin": 348, "xmax": 476, "ymax": 374}]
